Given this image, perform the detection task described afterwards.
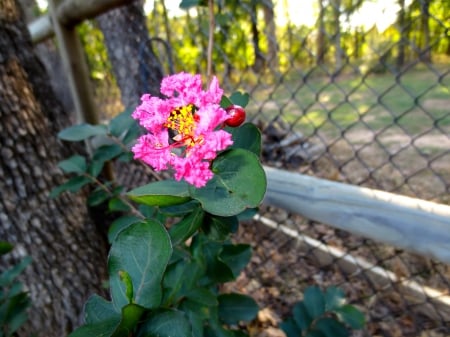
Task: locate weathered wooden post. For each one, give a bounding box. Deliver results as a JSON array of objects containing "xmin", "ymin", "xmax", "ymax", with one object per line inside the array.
[{"xmin": 47, "ymin": 0, "xmax": 98, "ymax": 125}]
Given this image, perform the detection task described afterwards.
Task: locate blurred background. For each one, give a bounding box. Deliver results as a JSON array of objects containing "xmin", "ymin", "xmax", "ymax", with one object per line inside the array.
[{"xmin": 28, "ymin": 0, "xmax": 449, "ymax": 336}]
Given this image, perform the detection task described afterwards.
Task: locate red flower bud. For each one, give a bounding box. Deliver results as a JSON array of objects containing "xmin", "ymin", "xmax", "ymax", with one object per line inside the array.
[{"xmin": 225, "ymin": 105, "xmax": 246, "ymax": 127}]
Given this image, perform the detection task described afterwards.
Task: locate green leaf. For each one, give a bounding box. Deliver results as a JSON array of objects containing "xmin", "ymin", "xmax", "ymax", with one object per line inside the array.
[
  {"xmin": 324, "ymin": 286, "xmax": 346, "ymax": 311},
  {"xmin": 185, "ymin": 288, "xmax": 218, "ymax": 307},
  {"xmin": 117, "ymin": 151, "xmax": 134, "ymax": 163},
  {"xmin": 303, "ymin": 286, "xmax": 325, "ymax": 319},
  {"xmin": 179, "ymin": 0, "xmax": 207, "ymax": 9},
  {"xmin": 206, "ymin": 307, "xmax": 236, "ymax": 337},
  {"xmin": 305, "ymin": 331, "xmax": 327, "ymax": 337},
  {"xmin": 280, "ymin": 318, "xmax": 302, "ymax": 337},
  {"xmin": 2, "ymin": 292, "xmax": 30, "ymax": 335},
  {"xmin": 108, "ymin": 220, "xmax": 172, "ymax": 310},
  {"xmin": 180, "ymin": 298, "xmax": 212, "ymax": 321},
  {"xmin": 50, "ymin": 176, "xmax": 92, "ymax": 198},
  {"xmin": 160, "ymin": 200, "xmax": 200, "ymax": 217},
  {"xmin": 202, "ymin": 214, "xmax": 238, "ymax": 241},
  {"xmin": 183, "ymin": 309, "xmax": 205, "ymax": 337},
  {"xmin": 122, "ymin": 123, "xmax": 142, "ymax": 145},
  {"xmin": 85, "ymin": 295, "xmax": 118, "ymax": 324},
  {"xmin": 111, "ymin": 303, "xmax": 146, "ymax": 337},
  {"xmin": 108, "ymin": 197, "xmax": 131, "ymax": 213},
  {"xmin": 0, "ymin": 242, "xmax": 14, "ymax": 255},
  {"xmin": 108, "ymin": 216, "xmax": 142, "ymax": 243},
  {"xmin": 93, "ymin": 144, "xmax": 123, "ymax": 163},
  {"xmin": 220, "ymin": 244, "xmax": 252, "ymax": 278},
  {"xmin": 88, "ymin": 160, "xmax": 104, "ymax": 178},
  {"xmin": 109, "ymin": 108, "xmax": 135, "ymax": 138},
  {"xmin": 58, "ymin": 123, "xmax": 107, "ymax": 141},
  {"xmin": 87, "ymin": 188, "xmax": 110, "ymax": 207},
  {"xmin": 0, "ymin": 257, "xmax": 32, "ymax": 287},
  {"xmin": 58, "ymin": 155, "xmax": 87, "ymax": 174},
  {"xmin": 335, "ymin": 304, "xmax": 365, "ymax": 329},
  {"xmin": 229, "ymin": 92, "xmax": 250, "ymax": 108},
  {"xmin": 237, "ymin": 208, "xmax": 258, "ymax": 221},
  {"xmin": 163, "ymin": 258, "xmax": 205, "ymax": 306},
  {"xmin": 314, "ymin": 317, "xmax": 349, "ymax": 337},
  {"xmin": 118, "ymin": 270, "xmax": 134, "ymax": 303},
  {"xmin": 217, "ymin": 293, "xmax": 258, "ymax": 325},
  {"xmin": 67, "ymin": 317, "xmax": 121, "ymax": 337},
  {"xmin": 190, "ymin": 149, "xmax": 266, "ymax": 217},
  {"xmin": 292, "ymin": 302, "xmax": 312, "ymax": 331},
  {"xmin": 138, "ymin": 309, "xmax": 193, "ymax": 337},
  {"xmin": 220, "ymin": 95, "xmax": 233, "ymax": 108},
  {"xmin": 202, "ymin": 242, "xmax": 234, "ymax": 284},
  {"xmin": 227, "ymin": 123, "xmax": 262, "ymax": 156},
  {"xmin": 128, "ymin": 180, "xmax": 191, "ymax": 207},
  {"xmin": 169, "ymin": 208, "xmax": 204, "ymax": 246}
]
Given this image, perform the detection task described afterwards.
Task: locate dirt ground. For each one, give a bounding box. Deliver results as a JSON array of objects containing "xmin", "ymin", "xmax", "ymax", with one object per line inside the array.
[{"xmin": 225, "ymin": 119, "xmax": 450, "ymax": 337}]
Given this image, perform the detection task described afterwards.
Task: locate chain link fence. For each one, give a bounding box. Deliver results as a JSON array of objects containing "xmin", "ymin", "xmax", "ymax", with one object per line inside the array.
[{"xmin": 42, "ymin": 0, "xmax": 450, "ymax": 335}]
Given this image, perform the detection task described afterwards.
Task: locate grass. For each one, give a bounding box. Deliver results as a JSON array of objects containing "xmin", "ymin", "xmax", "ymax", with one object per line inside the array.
[{"xmin": 247, "ymin": 65, "xmax": 450, "ymax": 139}]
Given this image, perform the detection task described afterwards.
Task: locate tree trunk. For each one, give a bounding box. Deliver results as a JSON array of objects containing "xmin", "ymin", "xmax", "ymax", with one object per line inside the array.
[
  {"xmin": 419, "ymin": 0, "xmax": 432, "ymax": 63},
  {"xmin": 262, "ymin": 0, "xmax": 278, "ymax": 71},
  {"xmin": 160, "ymin": 0, "xmax": 172, "ymax": 52},
  {"xmin": 0, "ymin": 1, "xmax": 109, "ymax": 336},
  {"xmin": 316, "ymin": 0, "xmax": 326, "ymax": 65},
  {"xmin": 331, "ymin": 0, "xmax": 343, "ymax": 74},
  {"xmin": 396, "ymin": 0, "xmax": 406, "ymax": 69},
  {"xmin": 250, "ymin": 1, "xmax": 265, "ymax": 73},
  {"xmin": 97, "ymin": 1, "xmax": 164, "ymax": 109}
]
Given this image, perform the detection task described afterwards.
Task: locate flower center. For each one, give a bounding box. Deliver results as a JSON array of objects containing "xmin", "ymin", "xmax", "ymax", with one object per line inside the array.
[{"xmin": 165, "ymin": 104, "xmax": 199, "ymax": 145}]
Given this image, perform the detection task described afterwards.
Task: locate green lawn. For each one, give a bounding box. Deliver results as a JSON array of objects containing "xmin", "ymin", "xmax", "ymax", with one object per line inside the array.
[{"xmin": 247, "ymin": 65, "xmax": 450, "ymax": 139}]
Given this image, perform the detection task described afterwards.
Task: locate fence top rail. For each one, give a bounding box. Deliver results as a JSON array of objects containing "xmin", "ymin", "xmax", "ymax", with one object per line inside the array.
[
  {"xmin": 263, "ymin": 166, "xmax": 450, "ymax": 265},
  {"xmin": 28, "ymin": 0, "xmax": 132, "ymax": 43}
]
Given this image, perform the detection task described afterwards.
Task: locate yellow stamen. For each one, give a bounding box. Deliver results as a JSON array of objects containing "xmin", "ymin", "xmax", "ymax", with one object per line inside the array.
[{"xmin": 165, "ymin": 104, "xmax": 197, "ymax": 145}]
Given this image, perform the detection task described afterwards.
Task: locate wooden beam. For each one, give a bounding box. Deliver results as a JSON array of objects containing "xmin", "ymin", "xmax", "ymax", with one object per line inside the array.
[
  {"xmin": 47, "ymin": 0, "xmax": 98, "ymax": 125},
  {"xmin": 57, "ymin": 0, "xmax": 133, "ymax": 27},
  {"xmin": 28, "ymin": 0, "xmax": 133, "ymax": 43},
  {"xmin": 28, "ymin": 15, "xmax": 53, "ymax": 44},
  {"xmin": 263, "ymin": 166, "xmax": 450, "ymax": 264}
]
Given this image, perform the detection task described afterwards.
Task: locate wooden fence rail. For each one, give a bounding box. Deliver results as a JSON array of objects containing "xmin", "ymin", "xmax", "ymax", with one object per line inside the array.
[{"xmin": 27, "ymin": 0, "xmax": 450, "ymax": 266}]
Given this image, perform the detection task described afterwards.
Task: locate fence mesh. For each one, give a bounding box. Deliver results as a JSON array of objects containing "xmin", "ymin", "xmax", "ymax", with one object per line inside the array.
[{"xmin": 39, "ymin": 0, "xmax": 450, "ymax": 335}]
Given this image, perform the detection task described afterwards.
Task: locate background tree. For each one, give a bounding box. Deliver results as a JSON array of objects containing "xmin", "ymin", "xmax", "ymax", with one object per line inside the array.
[
  {"xmin": 97, "ymin": 1, "xmax": 164, "ymax": 109},
  {"xmin": 396, "ymin": 0, "xmax": 407, "ymax": 69},
  {"xmin": 248, "ymin": 0, "xmax": 265, "ymax": 72},
  {"xmin": 262, "ymin": 0, "xmax": 278, "ymax": 71},
  {"xmin": 316, "ymin": 0, "xmax": 327, "ymax": 65},
  {"xmin": 0, "ymin": 1, "xmax": 108, "ymax": 335}
]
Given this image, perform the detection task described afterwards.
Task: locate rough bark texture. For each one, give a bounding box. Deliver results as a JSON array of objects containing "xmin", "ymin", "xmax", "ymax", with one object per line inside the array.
[
  {"xmin": 0, "ymin": 1, "xmax": 109, "ymax": 336},
  {"xmin": 316, "ymin": 0, "xmax": 326, "ymax": 65},
  {"xmin": 262, "ymin": 0, "xmax": 278, "ymax": 71},
  {"xmin": 97, "ymin": 1, "xmax": 164, "ymax": 109}
]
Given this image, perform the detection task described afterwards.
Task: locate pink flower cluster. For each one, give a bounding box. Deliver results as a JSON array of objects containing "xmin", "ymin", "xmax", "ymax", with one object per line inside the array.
[{"xmin": 131, "ymin": 72, "xmax": 233, "ymax": 188}]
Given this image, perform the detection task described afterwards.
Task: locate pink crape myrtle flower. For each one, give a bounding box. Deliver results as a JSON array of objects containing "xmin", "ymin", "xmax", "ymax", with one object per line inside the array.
[{"xmin": 131, "ymin": 72, "xmax": 234, "ymax": 188}]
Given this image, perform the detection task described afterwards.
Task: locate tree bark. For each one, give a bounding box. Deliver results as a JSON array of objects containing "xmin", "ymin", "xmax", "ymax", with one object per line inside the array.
[
  {"xmin": 331, "ymin": 0, "xmax": 343, "ymax": 74},
  {"xmin": 96, "ymin": 1, "xmax": 164, "ymax": 109},
  {"xmin": 419, "ymin": 0, "xmax": 431, "ymax": 63},
  {"xmin": 0, "ymin": 1, "xmax": 109, "ymax": 336},
  {"xmin": 262, "ymin": 0, "xmax": 278, "ymax": 71},
  {"xmin": 249, "ymin": 0, "xmax": 265, "ymax": 73},
  {"xmin": 316, "ymin": 0, "xmax": 326, "ymax": 65},
  {"xmin": 396, "ymin": 0, "xmax": 407, "ymax": 69}
]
